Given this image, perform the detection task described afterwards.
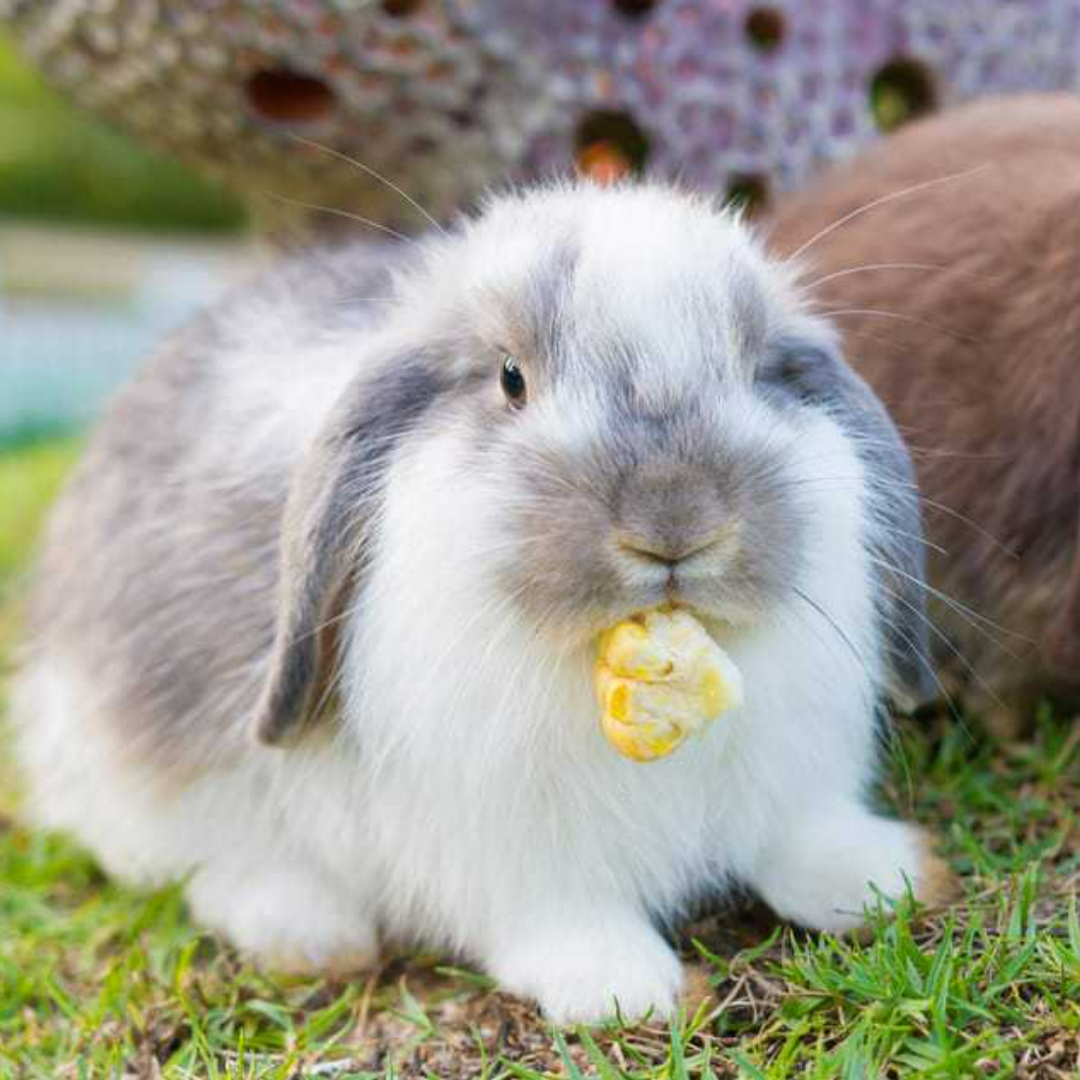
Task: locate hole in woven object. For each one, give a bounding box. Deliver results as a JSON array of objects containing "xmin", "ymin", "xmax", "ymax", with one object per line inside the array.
[
  {"xmin": 870, "ymin": 57, "xmax": 937, "ymax": 131},
  {"xmin": 745, "ymin": 6, "xmax": 785, "ymax": 52},
  {"xmin": 245, "ymin": 69, "xmax": 337, "ymax": 124},
  {"xmin": 575, "ymin": 111, "xmax": 651, "ymax": 183},
  {"xmin": 382, "ymin": 0, "xmax": 423, "ymax": 16},
  {"xmin": 725, "ymin": 173, "xmax": 770, "ymax": 217},
  {"xmin": 612, "ymin": 0, "xmax": 659, "ymax": 18}
]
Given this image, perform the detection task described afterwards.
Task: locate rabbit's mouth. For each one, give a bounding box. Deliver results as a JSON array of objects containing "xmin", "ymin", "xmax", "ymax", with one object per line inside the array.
[
  {"xmin": 606, "ymin": 523, "xmax": 762, "ymax": 630},
  {"xmin": 579, "ymin": 576, "xmax": 761, "ymax": 646}
]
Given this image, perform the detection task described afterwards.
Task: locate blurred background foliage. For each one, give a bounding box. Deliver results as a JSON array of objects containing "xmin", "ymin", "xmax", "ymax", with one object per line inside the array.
[
  {"xmin": 0, "ymin": 31, "xmax": 244, "ymax": 233},
  {"xmin": 0, "ymin": 30, "xmax": 249, "ymax": 452}
]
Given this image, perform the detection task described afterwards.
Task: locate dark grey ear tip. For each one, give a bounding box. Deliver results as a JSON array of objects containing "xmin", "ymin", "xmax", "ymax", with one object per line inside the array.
[
  {"xmin": 887, "ymin": 660, "xmax": 939, "ymax": 715},
  {"xmin": 914, "ymin": 662, "xmax": 939, "ymax": 705},
  {"xmin": 250, "ymin": 708, "xmax": 300, "ymax": 748},
  {"xmin": 249, "ymin": 667, "xmax": 313, "ymax": 748}
]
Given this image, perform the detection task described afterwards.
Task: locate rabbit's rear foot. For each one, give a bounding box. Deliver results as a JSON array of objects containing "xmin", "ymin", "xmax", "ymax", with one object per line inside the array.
[{"xmin": 187, "ymin": 863, "xmax": 379, "ymax": 975}]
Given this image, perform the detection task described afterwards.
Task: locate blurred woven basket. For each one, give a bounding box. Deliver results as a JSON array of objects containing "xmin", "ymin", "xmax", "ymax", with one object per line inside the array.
[{"xmin": 4, "ymin": 0, "xmax": 1080, "ymax": 233}]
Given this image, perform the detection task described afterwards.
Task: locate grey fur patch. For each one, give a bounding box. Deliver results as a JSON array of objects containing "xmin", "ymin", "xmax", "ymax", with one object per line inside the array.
[
  {"xmin": 513, "ymin": 240, "xmax": 580, "ymax": 367},
  {"xmin": 19, "ymin": 242, "xmax": 437, "ymax": 774},
  {"xmin": 23, "ymin": 327, "xmax": 279, "ymax": 776}
]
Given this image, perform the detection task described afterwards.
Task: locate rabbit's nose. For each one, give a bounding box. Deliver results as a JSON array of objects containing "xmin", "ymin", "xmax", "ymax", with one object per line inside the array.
[
  {"xmin": 615, "ymin": 460, "xmax": 728, "ymax": 568},
  {"xmin": 618, "ymin": 529, "xmax": 726, "ymax": 567}
]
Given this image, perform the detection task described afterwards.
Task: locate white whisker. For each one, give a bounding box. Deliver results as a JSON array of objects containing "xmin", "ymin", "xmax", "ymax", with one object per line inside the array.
[
  {"xmin": 786, "ymin": 164, "xmax": 992, "ymax": 263},
  {"xmin": 818, "ymin": 306, "xmax": 980, "ymax": 345},
  {"xmin": 287, "ymin": 133, "xmax": 448, "ymax": 237},
  {"xmin": 878, "ymin": 580, "xmax": 1008, "ymax": 707},
  {"xmin": 806, "ymin": 260, "xmax": 1000, "ymax": 292},
  {"xmin": 868, "ymin": 554, "xmax": 1033, "ymax": 646},
  {"xmin": 262, "ymin": 190, "xmax": 420, "ymax": 246}
]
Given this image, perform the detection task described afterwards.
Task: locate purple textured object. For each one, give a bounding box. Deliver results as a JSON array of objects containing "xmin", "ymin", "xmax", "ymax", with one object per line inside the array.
[{"xmin": 2, "ymin": 0, "xmax": 1079, "ymax": 232}]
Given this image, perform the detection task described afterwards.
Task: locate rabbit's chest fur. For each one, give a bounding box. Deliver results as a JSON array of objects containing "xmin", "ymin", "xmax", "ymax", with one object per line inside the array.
[{"xmin": 315, "ymin": 425, "xmax": 883, "ymax": 949}]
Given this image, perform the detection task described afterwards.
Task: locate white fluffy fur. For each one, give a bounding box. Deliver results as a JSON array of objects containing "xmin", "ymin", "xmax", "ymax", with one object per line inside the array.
[{"xmin": 15, "ymin": 184, "xmax": 930, "ymax": 1024}]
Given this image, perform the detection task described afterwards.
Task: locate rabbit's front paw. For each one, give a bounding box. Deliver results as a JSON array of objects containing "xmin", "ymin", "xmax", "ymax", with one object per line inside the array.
[
  {"xmin": 489, "ymin": 916, "xmax": 684, "ymax": 1025},
  {"xmin": 752, "ymin": 805, "xmax": 957, "ymax": 935}
]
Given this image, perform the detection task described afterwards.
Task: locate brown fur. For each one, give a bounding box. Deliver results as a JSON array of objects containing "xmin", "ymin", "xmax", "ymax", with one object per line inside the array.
[
  {"xmin": 914, "ymin": 830, "xmax": 962, "ymax": 910},
  {"xmin": 679, "ymin": 962, "xmax": 717, "ymax": 1019},
  {"xmin": 766, "ymin": 94, "xmax": 1080, "ymax": 734}
]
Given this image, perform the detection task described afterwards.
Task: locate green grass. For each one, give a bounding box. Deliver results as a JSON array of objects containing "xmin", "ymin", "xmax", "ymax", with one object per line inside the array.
[
  {"xmin": 0, "ymin": 440, "xmax": 78, "ymax": 581},
  {"xmin": 1, "ymin": 443, "xmax": 1078, "ymax": 1077},
  {"xmin": 0, "ymin": 32, "xmax": 243, "ymax": 232}
]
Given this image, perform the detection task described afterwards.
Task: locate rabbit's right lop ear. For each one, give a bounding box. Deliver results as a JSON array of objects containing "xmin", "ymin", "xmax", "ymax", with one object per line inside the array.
[
  {"xmin": 250, "ymin": 420, "xmax": 360, "ymax": 747},
  {"xmin": 251, "ymin": 358, "xmax": 446, "ymax": 747}
]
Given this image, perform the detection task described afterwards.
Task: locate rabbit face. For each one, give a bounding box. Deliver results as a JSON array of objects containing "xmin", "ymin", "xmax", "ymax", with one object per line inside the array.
[{"xmin": 363, "ymin": 187, "xmax": 922, "ymax": 661}]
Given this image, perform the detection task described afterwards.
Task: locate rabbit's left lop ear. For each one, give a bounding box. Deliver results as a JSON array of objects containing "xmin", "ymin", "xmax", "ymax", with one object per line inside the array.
[
  {"xmin": 831, "ymin": 347, "xmax": 938, "ymax": 710},
  {"xmin": 762, "ymin": 337, "xmax": 937, "ymax": 710},
  {"xmin": 251, "ymin": 357, "xmax": 446, "ymax": 746}
]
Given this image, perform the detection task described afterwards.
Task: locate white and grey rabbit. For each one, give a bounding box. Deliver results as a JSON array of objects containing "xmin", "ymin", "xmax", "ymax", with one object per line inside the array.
[{"xmin": 13, "ymin": 182, "xmax": 954, "ymax": 1023}]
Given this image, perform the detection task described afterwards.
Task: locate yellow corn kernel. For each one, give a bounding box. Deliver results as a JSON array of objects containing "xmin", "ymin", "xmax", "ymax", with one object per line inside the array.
[
  {"xmin": 599, "ymin": 620, "xmax": 675, "ymax": 681},
  {"xmin": 595, "ymin": 607, "xmax": 743, "ymax": 762},
  {"xmin": 595, "ymin": 668, "xmax": 690, "ymax": 761},
  {"xmin": 601, "ymin": 708, "xmax": 686, "ymax": 762}
]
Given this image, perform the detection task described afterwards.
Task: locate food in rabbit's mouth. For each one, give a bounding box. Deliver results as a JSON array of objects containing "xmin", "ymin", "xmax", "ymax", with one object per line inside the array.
[{"xmin": 595, "ymin": 607, "xmax": 743, "ymax": 762}]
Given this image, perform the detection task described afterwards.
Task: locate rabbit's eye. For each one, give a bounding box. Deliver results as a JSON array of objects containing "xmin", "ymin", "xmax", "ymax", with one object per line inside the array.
[{"xmin": 500, "ymin": 354, "xmax": 527, "ymax": 409}]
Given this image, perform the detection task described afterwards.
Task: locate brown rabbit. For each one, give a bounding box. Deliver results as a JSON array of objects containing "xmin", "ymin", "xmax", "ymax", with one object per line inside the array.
[{"xmin": 767, "ymin": 93, "xmax": 1080, "ymax": 735}]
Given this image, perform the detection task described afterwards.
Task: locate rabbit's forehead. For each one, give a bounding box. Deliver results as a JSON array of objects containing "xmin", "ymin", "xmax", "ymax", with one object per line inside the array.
[
  {"xmin": 461, "ymin": 197, "xmax": 782, "ymax": 393},
  {"xmin": 564, "ymin": 244, "xmax": 770, "ymax": 391}
]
